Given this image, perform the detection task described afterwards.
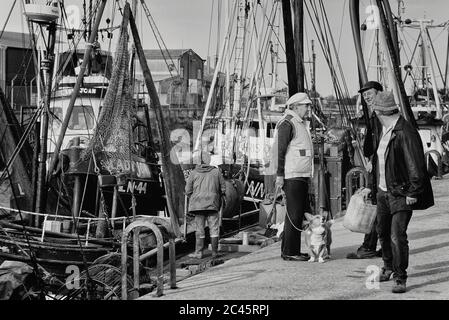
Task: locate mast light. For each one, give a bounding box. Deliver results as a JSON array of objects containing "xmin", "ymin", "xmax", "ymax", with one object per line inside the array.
[{"xmin": 24, "ymin": 2, "xmax": 60, "ymax": 24}]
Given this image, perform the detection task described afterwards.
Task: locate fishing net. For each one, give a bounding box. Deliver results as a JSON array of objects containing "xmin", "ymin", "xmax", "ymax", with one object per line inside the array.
[{"xmin": 81, "ymin": 15, "xmax": 136, "ymax": 175}]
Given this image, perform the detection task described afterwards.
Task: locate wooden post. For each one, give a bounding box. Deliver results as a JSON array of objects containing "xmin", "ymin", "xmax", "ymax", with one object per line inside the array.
[
  {"xmin": 128, "ymin": 4, "xmax": 184, "ymax": 237},
  {"xmin": 169, "ymin": 238, "xmax": 177, "ymax": 289},
  {"xmin": 133, "ymin": 231, "xmax": 140, "ymax": 291}
]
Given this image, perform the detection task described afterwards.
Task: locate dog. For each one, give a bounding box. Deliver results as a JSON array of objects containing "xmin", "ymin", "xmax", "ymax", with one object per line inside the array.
[{"xmin": 303, "ymin": 212, "xmax": 334, "ymax": 263}]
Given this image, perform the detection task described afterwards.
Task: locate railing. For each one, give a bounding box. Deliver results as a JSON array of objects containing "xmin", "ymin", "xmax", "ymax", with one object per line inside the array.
[{"xmin": 345, "ymin": 166, "xmax": 369, "ymax": 207}]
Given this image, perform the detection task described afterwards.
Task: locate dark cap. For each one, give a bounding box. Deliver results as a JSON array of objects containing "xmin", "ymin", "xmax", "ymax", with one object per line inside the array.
[{"xmin": 358, "ymin": 81, "xmax": 383, "ymax": 93}]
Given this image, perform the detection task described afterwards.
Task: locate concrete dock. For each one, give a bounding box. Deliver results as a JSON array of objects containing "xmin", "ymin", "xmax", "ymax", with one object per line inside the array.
[{"xmin": 140, "ymin": 176, "xmax": 449, "ymax": 300}]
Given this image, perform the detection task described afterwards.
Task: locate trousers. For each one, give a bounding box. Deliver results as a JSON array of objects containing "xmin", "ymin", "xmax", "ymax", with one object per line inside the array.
[
  {"xmin": 281, "ymin": 178, "xmax": 309, "ymax": 256},
  {"xmin": 361, "ymin": 218, "xmax": 379, "ymax": 251},
  {"xmin": 376, "ymin": 190, "xmax": 413, "ymax": 280}
]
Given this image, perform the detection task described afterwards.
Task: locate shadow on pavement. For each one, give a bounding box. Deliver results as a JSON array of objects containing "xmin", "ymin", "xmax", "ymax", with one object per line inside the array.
[
  {"xmin": 409, "ymin": 266, "xmax": 449, "ymax": 278},
  {"xmin": 410, "ymin": 241, "xmax": 449, "ymax": 255},
  {"xmin": 407, "ymin": 275, "xmax": 449, "ymax": 292},
  {"xmin": 408, "ymin": 228, "xmax": 449, "ymax": 241},
  {"xmin": 413, "ymin": 260, "xmax": 449, "ymax": 270},
  {"xmin": 163, "ymin": 269, "xmax": 265, "ymax": 296}
]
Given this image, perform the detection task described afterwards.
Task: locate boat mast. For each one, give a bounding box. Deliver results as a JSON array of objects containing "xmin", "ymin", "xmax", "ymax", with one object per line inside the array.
[
  {"xmin": 445, "ymin": 28, "xmax": 449, "ymax": 96},
  {"xmin": 35, "ymin": 22, "xmax": 57, "ymax": 214},
  {"xmin": 225, "ymin": 0, "xmax": 231, "ymax": 111},
  {"xmin": 128, "ymin": 3, "xmax": 184, "ymax": 236},
  {"xmin": 421, "ymin": 28, "xmax": 426, "ymax": 91},
  {"xmin": 382, "ymin": 0, "xmax": 401, "ymax": 72},
  {"xmin": 270, "ymin": 4, "xmax": 281, "ymax": 110},
  {"xmin": 193, "ymin": 1, "xmax": 237, "ymax": 152},
  {"xmin": 349, "ymin": 0, "xmax": 368, "ymax": 86},
  {"xmin": 47, "ymin": 0, "xmax": 108, "ymax": 180},
  {"xmin": 420, "ymin": 19, "xmax": 443, "ymax": 119},
  {"xmin": 311, "ymin": 39, "xmax": 316, "ymax": 93},
  {"xmin": 216, "ymin": 0, "xmax": 222, "ymax": 68},
  {"xmin": 231, "ymin": 0, "xmax": 248, "ymax": 118},
  {"xmin": 376, "ymin": 0, "xmax": 417, "ymax": 128},
  {"xmin": 281, "ymin": 0, "xmax": 298, "ymax": 96},
  {"xmin": 293, "ymin": 0, "xmax": 305, "ymax": 92}
]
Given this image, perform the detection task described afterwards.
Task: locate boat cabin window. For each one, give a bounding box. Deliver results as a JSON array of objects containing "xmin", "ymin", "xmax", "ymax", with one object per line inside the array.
[
  {"xmin": 248, "ymin": 121, "xmax": 276, "ymax": 138},
  {"xmin": 68, "ymin": 105, "xmax": 95, "ymax": 130},
  {"xmin": 266, "ymin": 123, "xmax": 276, "ymax": 138},
  {"xmin": 249, "ymin": 121, "xmax": 259, "ymax": 129}
]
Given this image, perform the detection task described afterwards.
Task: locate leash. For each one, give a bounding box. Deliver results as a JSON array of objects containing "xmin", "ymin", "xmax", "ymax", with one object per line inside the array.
[
  {"xmin": 269, "ymin": 185, "xmax": 307, "ymax": 232},
  {"xmin": 284, "ymin": 194, "xmax": 307, "ymax": 233}
]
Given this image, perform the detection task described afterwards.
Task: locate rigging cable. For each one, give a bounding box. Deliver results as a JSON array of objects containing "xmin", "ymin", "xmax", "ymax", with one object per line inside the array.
[
  {"xmin": 0, "ymin": 0, "xmax": 18, "ymax": 41},
  {"xmin": 140, "ymin": 0, "xmax": 178, "ymax": 76},
  {"xmin": 206, "ymin": 0, "xmax": 215, "ymax": 73},
  {"xmin": 337, "ymin": 0, "xmax": 347, "ymax": 55},
  {"xmin": 304, "ymin": 0, "xmax": 354, "ymax": 133}
]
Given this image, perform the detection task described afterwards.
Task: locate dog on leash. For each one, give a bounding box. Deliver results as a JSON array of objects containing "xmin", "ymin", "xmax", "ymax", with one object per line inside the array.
[{"xmin": 303, "ymin": 213, "xmax": 334, "ymax": 263}]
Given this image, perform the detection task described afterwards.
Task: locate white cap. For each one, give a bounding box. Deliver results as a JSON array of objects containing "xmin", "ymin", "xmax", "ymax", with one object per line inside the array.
[{"xmin": 286, "ymin": 92, "xmax": 312, "ymax": 107}]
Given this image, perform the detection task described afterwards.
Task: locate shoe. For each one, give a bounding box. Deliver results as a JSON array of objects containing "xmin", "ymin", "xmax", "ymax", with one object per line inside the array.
[
  {"xmin": 281, "ymin": 254, "xmax": 309, "ymax": 261},
  {"xmin": 188, "ymin": 237, "xmax": 204, "ymax": 259},
  {"xmin": 188, "ymin": 252, "xmax": 203, "ymax": 259},
  {"xmin": 392, "ymin": 279, "xmax": 406, "ymax": 293},
  {"xmin": 379, "ymin": 268, "xmax": 393, "ymax": 282},
  {"xmin": 300, "ymin": 253, "xmax": 310, "ymax": 260},
  {"xmin": 346, "ymin": 251, "xmax": 377, "ymax": 259},
  {"xmin": 375, "ymin": 248, "xmax": 382, "ymax": 257},
  {"xmin": 211, "ymin": 236, "xmax": 219, "ymax": 259}
]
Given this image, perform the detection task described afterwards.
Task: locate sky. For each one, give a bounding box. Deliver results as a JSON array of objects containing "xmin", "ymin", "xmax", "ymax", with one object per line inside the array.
[{"xmin": 1, "ymin": 0, "xmax": 449, "ymax": 97}]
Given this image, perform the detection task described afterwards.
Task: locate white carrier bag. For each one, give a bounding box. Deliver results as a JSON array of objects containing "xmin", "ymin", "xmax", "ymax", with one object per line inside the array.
[{"xmin": 343, "ymin": 188, "xmax": 377, "ymax": 234}]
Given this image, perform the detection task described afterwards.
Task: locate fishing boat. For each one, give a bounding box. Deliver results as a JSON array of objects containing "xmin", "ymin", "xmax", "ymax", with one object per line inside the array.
[
  {"xmin": 0, "ymin": 0, "xmax": 261, "ymax": 299},
  {"xmin": 0, "ymin": 0, "xmax": 188, "ymax": 299}
]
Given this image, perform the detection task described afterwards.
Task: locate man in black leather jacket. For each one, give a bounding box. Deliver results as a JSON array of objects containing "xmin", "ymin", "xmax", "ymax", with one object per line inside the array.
[{"xmin": 371, "ymin": 91, "xmax": 434, "ymax": 294}]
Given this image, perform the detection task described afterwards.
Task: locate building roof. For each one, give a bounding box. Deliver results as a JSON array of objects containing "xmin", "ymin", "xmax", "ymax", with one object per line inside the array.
[
  {"xmin": 0, "ymin": 31, "xmax": 32, "ymax": 49},
  {"xmin": 144, "ymin": 49, "xmax": 204, "ymax": 61}
]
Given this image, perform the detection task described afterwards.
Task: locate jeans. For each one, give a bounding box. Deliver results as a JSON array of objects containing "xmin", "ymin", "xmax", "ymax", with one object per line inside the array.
[
  {"xmin": 281, "ymin": 178, "xmax": 309, "ymax": 256},
  {"xmin": 376, "ymin": 190, "xmax": 413, "ymax": 281},
  {"xmin": 361, "ymin": 218, "xmax": 378, "ymax": 252}
]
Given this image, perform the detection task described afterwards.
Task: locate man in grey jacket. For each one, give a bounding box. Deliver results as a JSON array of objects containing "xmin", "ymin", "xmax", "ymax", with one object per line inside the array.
[{"xmin": 185, "ymin": 151, "xmax": 226, "ymax": 259}]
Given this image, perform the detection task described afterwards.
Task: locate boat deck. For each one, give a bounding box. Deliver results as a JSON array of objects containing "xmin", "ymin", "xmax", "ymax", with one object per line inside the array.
[{"xmin": 140, "ymin": 175, "xmax": 449, "ymax": 300}]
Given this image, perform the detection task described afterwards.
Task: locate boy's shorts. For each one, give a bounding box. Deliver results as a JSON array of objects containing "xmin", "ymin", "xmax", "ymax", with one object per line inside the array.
[{"xmin": 193, "ymin": 211, "xmax": 220, "ymax": 238}]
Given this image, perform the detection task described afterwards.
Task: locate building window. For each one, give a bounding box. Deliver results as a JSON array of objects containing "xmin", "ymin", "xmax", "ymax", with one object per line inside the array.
[
  {"xmin": 180, "ymin": 67, "xmax": 185, "ymax": 78},
  {"xmin": 197, "ymin": 69, "xmax": 202, "ymax": 80}
]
